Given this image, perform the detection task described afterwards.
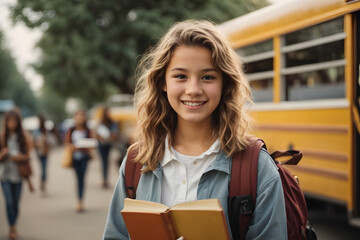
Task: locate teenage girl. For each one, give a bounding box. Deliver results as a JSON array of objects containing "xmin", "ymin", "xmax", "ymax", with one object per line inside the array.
[
  {"xmin": 96, "ymin": 107, "xmax": 118, "ymax": 189},
  {"xmin": 33, "ymin": 114, "xmax": 50, "ymax": 193},
  {"xmin": 103, "ymin": 20, "xmax": 287, "ymax": 239},
  {"xmin": 65, "ymin": 109, "xmax": 92, "ymax": 212},
  {"xmin": 0, "ymin": 109, "xmax": 30, "ymax": 240}
]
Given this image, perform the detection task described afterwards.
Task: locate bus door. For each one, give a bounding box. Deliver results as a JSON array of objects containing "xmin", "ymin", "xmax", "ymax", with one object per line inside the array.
[{"xmin": 354, "ymin": 12, "xmax": 360, "ymax": 219}]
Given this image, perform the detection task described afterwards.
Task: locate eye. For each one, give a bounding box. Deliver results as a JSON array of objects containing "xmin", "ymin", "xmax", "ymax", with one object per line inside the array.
[
  {"xmin": 175, "ymin": 74, "xmax": 187, "ymax": 80},
  {"xmin": 202, "ymin": 75, "xmax": 215, "ymax": 81}
]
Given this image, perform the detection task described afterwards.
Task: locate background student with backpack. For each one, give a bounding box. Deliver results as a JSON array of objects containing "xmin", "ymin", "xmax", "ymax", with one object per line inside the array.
[
  {"xmin": 95, "ymin": 107, "xmax": 118, "ymax": 189},
  {"xmin": 65, "ymin": 109, "xmax": 94, "ymax": 212},
  {"xmin": 0, "ymin": 109, "xmax": 32, "ymax": 240},
  {"xmin": 33, "ymin": 114, "xmax": 57, "ymax": 194},
  {"xmin": 103, "ymin": 20, "xmax": 287, "ymax": 239}
]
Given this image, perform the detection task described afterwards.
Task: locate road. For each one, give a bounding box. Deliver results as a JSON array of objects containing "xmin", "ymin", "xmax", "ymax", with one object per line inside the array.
[
  {"xmin": 308, "ymin": 201, "xmax": 360, "ymax": 240},
  {"xmin": 0, "ymin": 146, "xmax": 120, "ymax": 240},
  {"xmin": 1, "ymin": 146, "xmax": 360, "ymax": 239}
]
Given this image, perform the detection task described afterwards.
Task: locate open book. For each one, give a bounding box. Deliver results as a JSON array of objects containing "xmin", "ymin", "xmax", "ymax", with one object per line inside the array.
[
  {"xmin": 121, "ymin": 198, "xmax": 230, "ymax": 240},
  {"xmin": 74, "ymin": 138, "xmax": 98, "ymax": 148}
]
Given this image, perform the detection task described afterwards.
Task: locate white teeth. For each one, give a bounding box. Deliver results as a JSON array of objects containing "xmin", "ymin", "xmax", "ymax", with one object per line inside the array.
[{"xmin": 183, "ymin": 101, "xmax": 205, "ymax": 107}]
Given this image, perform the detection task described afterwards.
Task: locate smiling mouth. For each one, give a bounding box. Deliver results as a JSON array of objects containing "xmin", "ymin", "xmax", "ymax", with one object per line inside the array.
[{"xmin": 182, "ymin": 101, "xmax": 207, "ymax": 107}]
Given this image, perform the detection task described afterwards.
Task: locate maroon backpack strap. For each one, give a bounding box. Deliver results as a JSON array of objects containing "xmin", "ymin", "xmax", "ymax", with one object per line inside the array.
[
  {"xmin": 270, "ymin": 150, "xmax": 302, "ymax": 165},
  {"xmin": 124, "ymin": 149, "xmax": 142, "ymax": 199},
  {"xmin": 229, "ymin": 137, "xmax": 265, "ymax": 240}
]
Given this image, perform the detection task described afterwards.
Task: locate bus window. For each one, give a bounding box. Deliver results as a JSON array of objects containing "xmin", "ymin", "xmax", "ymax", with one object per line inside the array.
[
  {"xmin": 236, "ymin": 39, "xmax": 273, "ymax": 56},
  {"xmin": 249, "ymin": 78, "xmax": 273, "ymax": 102},
  {"xmin": 236, "ymin": 39, "xmax": 274, "ymax": 102},
  {"xmin": 285, "ymin": 67, "xmax": 345, "ymax": 101},
  {"xmin": 285, "ymin": 40, "xmax": 344, "ymax": 67},
  {"xmin": 285, "ymin": 17, "xmax": 344, "ymax": 45},
  {"xmin": 281, "ymin": 17, "xmax": 346, "ymax": 101}
]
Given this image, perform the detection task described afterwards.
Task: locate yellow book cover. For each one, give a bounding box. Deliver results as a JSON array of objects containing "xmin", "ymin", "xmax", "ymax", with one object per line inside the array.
[{"xmin": 121, "ymin": 198, "xmax": 230, "ymax": 240}]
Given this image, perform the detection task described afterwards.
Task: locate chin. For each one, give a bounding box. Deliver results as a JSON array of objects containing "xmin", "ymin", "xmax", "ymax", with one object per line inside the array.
[{"xmin": 180, "ymin": 115, "xmax": 211, "ymax": 124}]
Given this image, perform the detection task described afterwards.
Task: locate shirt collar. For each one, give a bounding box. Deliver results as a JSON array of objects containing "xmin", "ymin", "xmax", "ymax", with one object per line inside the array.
[
  {"xmin": 160, "ymin": 135, "xmax": 221, "ymax": 167},
  {"xmin": 160, "ymin": 136, "xmax": 173, "ymax": 167}
]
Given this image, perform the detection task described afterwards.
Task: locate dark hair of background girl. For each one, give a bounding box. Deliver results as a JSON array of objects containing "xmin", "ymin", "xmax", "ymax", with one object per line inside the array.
[
  {"xmin": 1, "ymin": 109, "xmax": 28, "ymax": 154},
  {"xmin": 38, "ymin": 114, "xmax": 46, "ymax": 134},
  {"xmin": 101, "ymin": 107, "xmax": 113, "ymax": 128}
]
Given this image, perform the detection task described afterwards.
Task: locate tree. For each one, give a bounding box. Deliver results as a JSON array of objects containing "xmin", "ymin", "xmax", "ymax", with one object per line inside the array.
[
  {"xmin": 11, "ymin": 0, "xmax": 268, "ymax": 107},
  {"xmin": 37, "ymin": 86, "xmax": 67, "ymax": 123},
  {"xmin": 0, "ymin": 29, "xmax": 38, "ymax": 116},
  {"xmin": 0, "ymin": 31, "xmax": 15, "ymax": 98}
]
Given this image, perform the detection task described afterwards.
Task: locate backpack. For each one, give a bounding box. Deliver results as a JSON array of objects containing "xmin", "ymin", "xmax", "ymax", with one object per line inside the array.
[
  {"xmin": 124, "ymin": 138, "xmax": 317, "ymax": 240},
  {"xmin": 228, "ymin": 138, "xmax": 317, "ymax": 240}
]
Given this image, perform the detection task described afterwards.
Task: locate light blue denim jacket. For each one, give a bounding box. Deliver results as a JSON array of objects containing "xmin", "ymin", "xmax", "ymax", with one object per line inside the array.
[{"xmin": 103, "ymin": 149, "xmax": 287, "ymax": 240}]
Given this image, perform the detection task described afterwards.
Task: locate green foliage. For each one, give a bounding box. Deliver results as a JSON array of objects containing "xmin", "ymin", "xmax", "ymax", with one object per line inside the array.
[
  {"xmin": 37, "ymin": 86, "xmax": 67, "ymax": 123},
  {"xmin": 0, "ymin": 29, "xmax": 38, "ymax": 116},
  {"xmin": 11, "ymin": 0, "xmax": 269, "ymax": 107},
  {"xmin": 0, "ymin": 31, "xmax": 15, "ymax": 97}
]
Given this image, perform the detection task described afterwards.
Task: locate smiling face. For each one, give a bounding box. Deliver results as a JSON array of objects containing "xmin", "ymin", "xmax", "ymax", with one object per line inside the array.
[{"xmin": 164, "ymin": 45, "xmax": 223, "ymax": 127}]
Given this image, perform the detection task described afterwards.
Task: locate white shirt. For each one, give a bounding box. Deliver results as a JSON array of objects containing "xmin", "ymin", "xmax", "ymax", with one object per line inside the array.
[
  {"xmin": 0, "ymin": 134, "xmax": 22, "ymax": 182},
  {"xmin": 71, "ymin": 129, "xmax": 87, "ymax": 160},
  {"xmin": 160, "ymin": 137, "xmax": 220, "ymax": 207}
]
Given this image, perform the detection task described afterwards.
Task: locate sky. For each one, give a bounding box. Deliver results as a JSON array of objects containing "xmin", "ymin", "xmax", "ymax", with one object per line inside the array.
[
  {"xmin": 0, "ymin": 0, "xmax": 284, "ymax": 93},
  {"xmin": 0, "ymin": 0, "xmax": 42, "ymax": 92}
]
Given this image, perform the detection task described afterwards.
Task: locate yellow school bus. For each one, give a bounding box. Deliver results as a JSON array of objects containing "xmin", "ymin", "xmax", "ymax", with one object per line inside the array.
[{"xmin": 218, "ymin": 0, "xmax": 360, "ymax": 225}]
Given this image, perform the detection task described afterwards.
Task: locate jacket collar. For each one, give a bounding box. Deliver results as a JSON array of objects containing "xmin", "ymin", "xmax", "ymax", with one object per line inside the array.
[{"xmin": 204, "ymin": 150, "xmax": 231, "ymax": 175}]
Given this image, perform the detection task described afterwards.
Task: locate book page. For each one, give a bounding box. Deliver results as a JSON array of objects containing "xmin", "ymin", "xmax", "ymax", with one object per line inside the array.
[
  {"xmin": 123, "ymin": 198, "xmax": 168, "ymax": 213},
  {"xmin": 170, "ymin": 199, "xmax": 222, "ymax": 211},
  {"xmin": 170, "ymin": 199, "xmax": 230, "ymax": 239},
  {"xmin": 74, "ymin": 138, "xmax": 98, "ymax": 148},
  {"xmin": 170, "ymin": 210, "xmax": 230, "ymax": 239}
]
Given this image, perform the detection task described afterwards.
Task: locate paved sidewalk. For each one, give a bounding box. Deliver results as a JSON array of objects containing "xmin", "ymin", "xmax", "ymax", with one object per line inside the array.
[{"xmin": 0, "ymin": 146, "xmax": 121, "ymax": 240}]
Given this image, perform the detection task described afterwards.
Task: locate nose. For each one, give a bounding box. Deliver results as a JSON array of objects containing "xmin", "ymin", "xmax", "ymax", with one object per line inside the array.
[{"xmin": 185, "ymin": 78, "xmax": 203, "ymax": 96}]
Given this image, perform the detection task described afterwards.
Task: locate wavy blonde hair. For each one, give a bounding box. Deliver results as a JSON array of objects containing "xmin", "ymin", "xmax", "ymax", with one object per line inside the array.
[{"xmin": 129, "ymin": 20, "xmax": 252, "ymax": 172}]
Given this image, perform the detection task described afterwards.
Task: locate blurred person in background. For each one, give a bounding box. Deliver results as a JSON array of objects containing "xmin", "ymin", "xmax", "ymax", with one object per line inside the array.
[
  {"xmin": 95, "ymin": 107, "xmax": 118, "ymax": 189},
  {"xmin": 0, "ymin": 109, "xmax": 31, "ymax": 240},
  {"xmin": 65, "ymin": 109, "xmax": 94, "ymax": 212},
  {"xmin": 50, "ymin": 124, "xmax": 62, "ymax": 145},
  {"xmin": 33, "ymin": 114, "xmax": 57, "ymax": 194}
]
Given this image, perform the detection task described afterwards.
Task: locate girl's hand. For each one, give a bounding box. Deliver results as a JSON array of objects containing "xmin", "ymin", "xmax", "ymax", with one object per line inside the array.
[
  {"xmin": 0, "ymin": 148, "xmax": 9, "ymax": 161},
  {"xmin": 72, "ymin": 145, "xmax": 86, "ymax": 151},
  {"xmin": 110, "ymin": 132, "xmax": 118, "ymax": 141},
  {"xmin": 0, "ymin": 147, "xmax": 9, "ymax": 155},
  {"xmin": 11, "ymin": 153, "xmax": 29, "ymax": 163},
  {"xmin": 97, "ymin": 135, "xmax": 105, "ymax": 143},
  {"xmin": 68, "ymin": 144, "xmax": 75, "ymax": 152}
]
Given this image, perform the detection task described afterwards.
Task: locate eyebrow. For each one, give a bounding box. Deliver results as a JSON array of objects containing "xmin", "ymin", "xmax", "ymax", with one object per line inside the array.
[{"xmin": 170, "ymin": 68, "xmax": 219, "ymax": 73}]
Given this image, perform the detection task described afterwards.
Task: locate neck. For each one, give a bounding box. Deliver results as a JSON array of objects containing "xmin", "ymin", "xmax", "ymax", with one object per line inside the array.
[
  {"xmin": 8, "ymin": 130, "xmax": 16, "ymax": 135},
  {"xmin": 75, "ymin": 124, "xmax": 85, "ymax": 130},
  {"xmin": 172, "ymin": 118, "xmax": 216, "ymax": 156}
]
